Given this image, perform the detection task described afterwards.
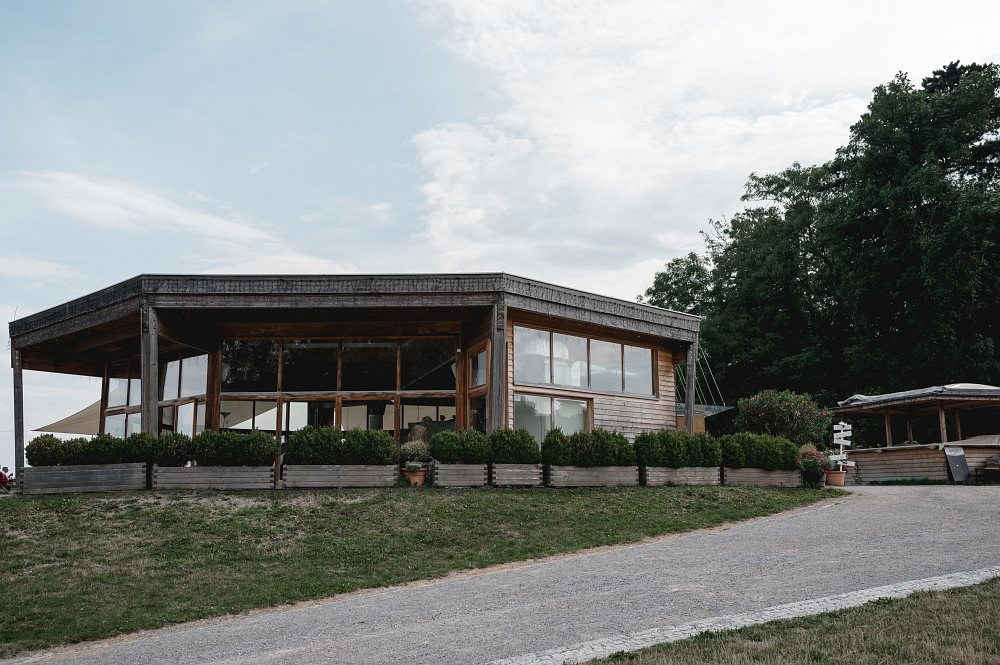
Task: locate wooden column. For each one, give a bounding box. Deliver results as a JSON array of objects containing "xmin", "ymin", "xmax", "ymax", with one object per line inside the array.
[
  {"xmin": 684, "ymin": 338, "xmax": 698, "ymax": 433},
  {"xmin": 12, "ymin": 349, "xmax": 25, "ymax": 482},
  {"xmin": 906, "ymin": 420, "xmax": 914, "ymax": 445},
  {"xmin": 938, "ymin": 405, "xmax": 948, "ymax": 443},
  {"xmin": 883, "ymin": 411, "xmax": 893, "ymax": 447},
  {"xmin": 954, "ymin": 411, "xmax": 963, "ymax": 442},
  {"xmin": 204, "ymin": 340, "xmax": 223, "ymax": 431},
  {"xmin": 140, "ymin": 305, "xmax": 160, "ymax": 436},
  {"xmin": 488, "ymin": 302, "xmax": 507, "ymax": 432}
]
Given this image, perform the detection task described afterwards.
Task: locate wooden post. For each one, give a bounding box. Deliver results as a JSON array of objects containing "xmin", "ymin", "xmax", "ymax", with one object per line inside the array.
[
  {"xmin": 685, "ymin": 338, "xmax": 698, "ymax": 433},
  {"xmin": 140, "ymin": 305, "xmax": 159, "ymax": 436},
  {"xmin": 488, "ymin": 302, "xmax": 507, "ymax": 432},
  {"xmin": 204, "ymin": 340, "xmax": 223, "ymax": 431},
  {"xmin": 906, "ymin": 420, "xmax": 914, "ymax": 445},
  {"xmin": 883, "ymin": 411, "xmax": 893, "ymax": 447},
  {"xmin": 954, "ymin": 411, "xmax": 963, "ymax": 442},
  {"xmin": 938, "ymin": 405, "xmax": 948, "ymax": 443},
  {"xmin": 12, "ymin": 349, "xmax": 25, "ymax": 483}
]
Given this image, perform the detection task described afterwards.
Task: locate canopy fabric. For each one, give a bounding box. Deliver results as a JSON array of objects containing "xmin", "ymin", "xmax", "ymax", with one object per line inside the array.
[{"xmin": 35, "ymin": 400, "xmax": 102, "ymax": 436}]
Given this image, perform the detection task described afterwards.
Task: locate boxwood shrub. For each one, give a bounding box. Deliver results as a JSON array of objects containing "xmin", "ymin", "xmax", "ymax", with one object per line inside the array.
[
  {"xmin": 719, "ymin": 432, "xmax": 798, "ymax": 471},
  {"xmin": 25, "ymin": 432, "xmax": 154, "ymax": 466},
  {"xmin": 429, "ymin": 429, "xmax": 490, "ymax": 464},
  {"xmin": 635, "ymin": 430, "xmax": 721, "ymax": 468},
  {"xmin": 152, "ymin": 432, "xmax": 194, "ymax": 467},
  {"xmin": 541, "ymin": 428, "xmax": 635, "ymax": 467},
  {"xmin": 193, "ymin": 430, "xmax": 279, "ymax": 466},
  {"xmin": 488, "ymin": 428, "xmax": 541, "ymax": 464},
  {"xmin": 285, "ymin": 427, "xmax": 396, "ymax": 465}
]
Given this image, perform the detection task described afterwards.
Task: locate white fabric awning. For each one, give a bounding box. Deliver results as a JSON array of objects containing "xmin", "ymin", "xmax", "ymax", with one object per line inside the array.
[{"xmin": 35, "ymin": 400, "xmax": 102, "ymax": 436}]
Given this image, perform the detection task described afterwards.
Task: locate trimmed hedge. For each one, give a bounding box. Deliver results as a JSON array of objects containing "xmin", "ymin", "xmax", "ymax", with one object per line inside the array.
[
  {"xmin": 429, "ymin": 430, "xmax": 490, "ymax": 464},
  {"xmin": 284, "ymin": 426, "xmax": 397, "ymax": 465},
  {"xmin": 25, "ymin": 432, "xmax": 153, "ymax": 466},
  {"xmin": 150, "ymin": 432, "xmax": 192, "ymax": 467},
  {"xmin": 719, "ymin": 432, "xmax": 798, "ymax": 471},
  {"xmin": 488, "ymin": 428, "xmax": 541, "ymax": 464},
  {"xmin": 634, "ymin": 430, "xmax": 722, "ymax": 468},
  {"xmin": 541, "ymin": 428, "xmax": 635, "ymax": 467},
  {"xmin": 192, "ymin": 430, "xmax": 280, "ymax": 467}
]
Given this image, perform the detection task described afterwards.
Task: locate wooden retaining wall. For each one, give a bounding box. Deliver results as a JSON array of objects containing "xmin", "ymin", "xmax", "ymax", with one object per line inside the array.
[
  {"xmin": 21, "ymin": 463, "xmax": 147, "ymax": 495},
  {"xmin": 723, "ymin": 468, "xmax": 800, "ymax": 487},
  {"xmin": 431, "ymin": 462, "xmax": 488, "ymax": 487},
  {"xmin": 846, "ymin": 444, "xmax": 1000, "ymax": 485},
  {"xmin": 643, "ymin": 466, "xmax": 720, "ymax": 486},
  {"xmin": 152, "ymin": 465, "xmax": 274, "ymax": 490},
  {"xmin": 492, "ymin": 463, "xmax": 542, "ymax": 487},
  {"xmin": 283, "ymin": 465, "xmax": 397, "ymax": 488},
  {"xmin": 547, "ymin": 466, "xmax": 639, "ymax": 487}
]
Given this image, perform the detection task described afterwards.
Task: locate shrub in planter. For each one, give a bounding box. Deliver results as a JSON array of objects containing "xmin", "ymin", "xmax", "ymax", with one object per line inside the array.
[
  {"xmin": 25, "ymin": 434, "xmax": 65, "ymax": 466},
  {"xmin": 429, "ymin": 430, "xmax": 490, "ymax": 464},
  {"xmin": 721, "ymin": 434, "xmax": 747, "ymax": 469},
  {"xmin": 720, "ymin": 432, "xmax": 798, "ymax": 471},
  {"xmin": 542, "ymin": 428, "xmax": 635, "ymax": 467},
  {"xmin": 489, "ymin": 428, "xmax": 541, "ymax": 464},
  {"xmin": 735, "ymin": 390, "xmax": 831, "ymax": 448},
  {"xmin": 284, "ymin": 425, "xmax": 331, "ymax": 465},
  {"xmin": 152, "ymin": 432, "xmax": 194, "ymax": 467},
  {"xmin": 637, "ymin": 431, "xmax": 722, "ymax": 468},
  {"xmin": 344, "ymin": 428, "xmax": 397, "ymax": 465},
  {"xmin": 193, "ymin": 430, "xmax": 279, "ymax": 466},
  {"xmin": 541, "ymin": 428, "xmax": 572, "ymax": 466}
]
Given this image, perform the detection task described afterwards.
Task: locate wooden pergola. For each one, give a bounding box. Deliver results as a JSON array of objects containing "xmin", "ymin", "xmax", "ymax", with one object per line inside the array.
[{"xmin": 831, "ymin": 384, "xmax": 1000, "ymax": 446}]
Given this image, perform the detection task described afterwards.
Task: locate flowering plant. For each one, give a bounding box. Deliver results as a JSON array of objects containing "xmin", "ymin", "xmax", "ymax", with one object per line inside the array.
[{"xmin": 798, "ymin": 450, "xmax": 835, "ymax": 473}]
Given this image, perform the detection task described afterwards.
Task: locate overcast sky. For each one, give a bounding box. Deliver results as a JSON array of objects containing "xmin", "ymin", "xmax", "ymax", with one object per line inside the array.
[{"xmin": 3, "ymin": 0, "xmax": 1000, "ymax": 464}]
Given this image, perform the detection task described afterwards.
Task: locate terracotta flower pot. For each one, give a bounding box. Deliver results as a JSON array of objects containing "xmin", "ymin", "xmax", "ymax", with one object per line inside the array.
[
  {"xmin": 403, "ymin": 468, "xmax": 426, "ymax": 487},
  {"xmin": 825, "ymin": 469, "xmax": 847, "ymax": 487}
]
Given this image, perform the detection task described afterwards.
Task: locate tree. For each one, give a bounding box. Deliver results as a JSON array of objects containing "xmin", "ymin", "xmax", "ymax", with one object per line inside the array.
[{"xmin": 639, "ymin": 252, "xmax": 711, "ymax": 314}]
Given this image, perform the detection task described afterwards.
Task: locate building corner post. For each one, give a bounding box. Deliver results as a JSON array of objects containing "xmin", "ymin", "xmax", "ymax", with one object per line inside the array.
[
  {"xmin": 488, "ymin": 300, "xmax": 507, "ymax": 433},
  {"xmin": 684, "ymin": 338, "xmax": 698, "ymax": 433},
  {"xmin": 140, "ymin": 304, "xmax": 159, "ymax": 436},
  {"xmin": 12, "ymin": 348, "xmax": 25, "ymax": 482}
]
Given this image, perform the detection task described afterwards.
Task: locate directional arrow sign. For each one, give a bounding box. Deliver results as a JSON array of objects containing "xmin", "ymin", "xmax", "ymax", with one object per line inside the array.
[{"xmin": 828, "ymin": 453, "xmax": 848, "ymax": 461}]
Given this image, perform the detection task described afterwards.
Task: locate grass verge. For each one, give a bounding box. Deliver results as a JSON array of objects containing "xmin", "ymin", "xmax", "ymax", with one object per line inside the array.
[
  {"xmin": 597, "ymin": 576, "xmax": 1000, "ymax": 665},
  {"xmin": 1, "ymin": 485, "xmax": 835, "ymax": 657}
]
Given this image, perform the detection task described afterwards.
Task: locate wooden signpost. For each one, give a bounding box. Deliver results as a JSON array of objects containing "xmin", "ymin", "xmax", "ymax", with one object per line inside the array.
[{"xmin": 832, "ymin": 422, "xmax": 855, "ymax": 472}]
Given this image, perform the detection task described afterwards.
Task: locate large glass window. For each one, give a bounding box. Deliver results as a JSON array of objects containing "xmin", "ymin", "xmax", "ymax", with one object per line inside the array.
[
  {"xmin": 623, "ymin": 345, "xmax": 654, "ymax": 395},
  {"xmin": 470, "ymin": 349, "xmax": 487, "ymax": 387},
  {"xmin": 554, "ymin": 398, "xmax": 588, "ymax": 435},
  {"xmin": 124, "ymin": 413, "xmax": 141, "ymax": 437},
  {"xmin": 282, "ymin": 341, "xmax": 339, "ymax": 391},
  {"xmin": 590, "ymin": 340, "xmax": 623, "ymax": 392},
  {"xmin": 180, "ymin": 355, "xmax": 209, "ymax": 397},
  {"xmin": 513, "ymin": 394, "xmax": 552, "ymax": 443},
  {"xmin": 108, "ymin": 362, "xmax": 139, "ymax": 408},
  {"xmin": 222, "ymin": 341, "xmax": 278, "ymax": 392},
  {"xmin": 177, "ymin": 402, "xmax": 196, "ymax": 438},
  {"xmin": 281, "ymin": 401, "xmax": 336, "ymax": 435},
  {"xmin": 402, "ymin": 397, "xmax": 456, "ymax": 442},
  {"xmin": 400, "ymin": 339, "xmax": 456, "ymax": 390},
  {"xmin": 220, "ymin": 399, "xmax": 278, "ymax": 433},
  {"xmin": 468, "ymin": 395, "xmax": 487, "ymax": 432},
  {"xmin": 161, "ymin": 358, "xmax": 180, "ymax": 401},
  {"xmin": 105, "ymin": 413, "xmax": 126, "ymax": 438},
  {"xmin": 552, "ymin": 333, "xmax": 588, "ymax": 388},
  {"xmin": 342, "ymin": 400, "xmax": 395, "ymax": 432},
  {"xmin": 514, "ymin": 326, "xmax": 550, "ymax": 383},
  {"xmin": 341, "ymin": 342, "xmax": 398, "ymax": 391}
]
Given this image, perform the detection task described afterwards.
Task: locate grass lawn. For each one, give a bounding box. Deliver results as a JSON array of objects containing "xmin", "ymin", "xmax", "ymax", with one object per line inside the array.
[
  {"xmin": 597, "ymin": 576, "xmax": 1000, "ymax": 665},
  {"xmin": 0, "ymin": 485, "xmax": 834, "ymax": 657}
]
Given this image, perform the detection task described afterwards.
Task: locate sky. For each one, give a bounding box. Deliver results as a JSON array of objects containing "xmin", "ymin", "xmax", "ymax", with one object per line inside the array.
[{"xmin": 3, "ymin": 0, "xmax": 1000, "ymax": 465}]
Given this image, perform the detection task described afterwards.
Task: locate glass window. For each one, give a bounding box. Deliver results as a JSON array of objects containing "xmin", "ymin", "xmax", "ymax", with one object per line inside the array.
[
  {"xmin": 159, "ymin": 406, "xmax": 175, "ymax": 433},
  {"xmin": 128, "ymin": 377, "xmax": 142, "ymax": 407},
  {"xmin": 105, "ymin": 413, "xmax": 126, "ymax": 438},
  {"xmin": 180, "ymin": 355, "xmax": 209, "ymax": 397},
  {"xmin": 342, "ymin": 400, "xmax": 395, "ymax": 432},
  {"xmin": 282, "ymin": 341, "xmax": 339, "ymax": 391},
  {"xmin": 281, "ymin": 401, "xmax": 336, "ymax": 434},
  {"xmin": 623, "ymin": 345, "xmax": 653, "ymax": 395},
  {"xmin": 125, "ymin": 413, "xmax": 141, "ymax": 437},
  {"xmin": 107, "ymin": 362, "xmax": 130, "ymax": 408},
  {"xmin": 220, "ymin": 399, "xmax": 278, "ymax": 433},
  {"xmin": 221, "ymin": 340, "xmax": 279, "ymax": 392},
  {"xmin": 177, "ymin": 402, "xmax": 195, "ymax": 437},
  {"xmin": 468, "ymin": 395, "xmax": 487, "ymax": 433},
  {"xmin": 470, "ymin": 349, "xmax": 487, "ymax": 387},
  {"xmin": 161, "ymin": 357, "xmax": 180, "ymax": 401},
  {"xmin": 402, "ymin": 397, "xmax": 456, "ymax": 442},
  {"xmin": 400, "ymin": 339, "xmax": 456, "ymax": 391},
  {"xmin": 590, "ymin": 340, "xmax": 623, "ymax": 392},
  {"xmin": 513, "ymin": 394, "xmax": 551, "ymax": 443},
  {"xmin": 552, "ymin": 333, "xmax": 588, "ymax": 388},
  {"xmin": 341, "ymin": 341, "xmax": 398, "ymax": 391},
  {"xmin": 554, "ymin": 398, "xmax": 588, "ymax": 435},
  {"xmin": 195, "ymin": 403, "xmax": 206, "ymax": 435},
  {"xmin": 514, "ymin": 327, "xmax": 550, "ymax": 384}
]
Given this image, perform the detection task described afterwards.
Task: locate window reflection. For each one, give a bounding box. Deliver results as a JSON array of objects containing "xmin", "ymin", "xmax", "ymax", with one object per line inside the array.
[
  {"xmin": 282, "ymin": 341, "xmax": 339, "ymax": 391},
  {"xmin": 222, "ymin": 341, "xmax": 278, "ymax": 392},
  {"xmin": 623, "ymin": 345, "xmax": 653, "ymax": 395},
  {"xmin": 180, "ymin": 355, "xmax": 208, "ymax": 397},
  {"xmin": 513, "ymin": 394, "xmax": 552, "ymax": 443},
  {"xmin": 590, "ymin": 340, "xmax": 623, "ymax": 393},
  {"xmin": 342, "ymin": 400, "xmax": 395, "ymax": 432},
  {"xmin": 341, "ymin": 342, "xmax": 398, "ymax": 391},
  {"xmin": 400, "ymin": 339, "xmax": 456, "ymax": 390},
  {"xmin": 402, "ymin": 397, "xmax": 456, "ymax": 441},
  {"xmin": 220, "ymin": 400, "xmax": 278, "ymax": 433},
  {"xmin": 514, "ymin": 327, "xmax": 550, "ymax": 383},
  {"xmin": 552, "ymin": 333, "xmax": 588, "ymax": 388}
]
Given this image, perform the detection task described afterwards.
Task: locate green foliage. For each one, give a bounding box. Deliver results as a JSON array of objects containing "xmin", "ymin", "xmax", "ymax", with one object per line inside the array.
[
  {"xmin": 639, "ymin": 252, "xmax": 712, "ymax": 314},
  {"xmin": 152, "ymin": 432, "xmax": 193, "ymax": 467},
  {"xmin": 719, "ymin": 433, "xmax": 798, "ymax": 471},
  {"xmin": 542, "ymin": 428, "xmax": 635, "ymax": 467},
  {"xmin": 488, "ymin": 428, "xmax": 541, "ymax": 464},
  {"xmin": 735, "ymin": 390, "xmax": 830, "ymax": 447},
  {"xmin": 25, "ymin": 434, "xmax": 65, "ymax": 466},
  {"xmin": 429, "ymin": 430, "xmax": 490, "ymax": 464},
  {"xmin": 284, "ymin": 427, "xmax": 396, "ymax": 465},
  {"xmin": 634, "ymin": 431, "xmax": 721, "ymax": 468},
  {"xmin": 25, "ymin": 433, "xmax": 150, "ymax": 466},
  {"xmin": 344, "ymin": 429, "xmax": 397, "ymax": 465},
  {"xmin": 400, "ymin": 439, "xmax": 430, "ymax": 464},
  {"xmin": 193, "ymin": 430, "xmax": 279, "ymax": 466}
]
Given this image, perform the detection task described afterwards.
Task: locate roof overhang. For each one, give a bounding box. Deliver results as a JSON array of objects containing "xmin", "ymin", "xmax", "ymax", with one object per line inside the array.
[{"xmin": 832, "ymin": 383, "xmax": 1000, "ymax": 416}]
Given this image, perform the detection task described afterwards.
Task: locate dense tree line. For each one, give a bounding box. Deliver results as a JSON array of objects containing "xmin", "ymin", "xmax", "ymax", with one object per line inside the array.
[{"xmin": 642, "ymin": 62, "xmax": 1000, "ymax": 405}]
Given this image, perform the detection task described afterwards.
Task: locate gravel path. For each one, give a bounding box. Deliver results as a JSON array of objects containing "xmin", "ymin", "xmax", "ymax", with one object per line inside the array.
[{"xmin": 10, "ymin": 486, "xmax": 1000, "ymax": 665}]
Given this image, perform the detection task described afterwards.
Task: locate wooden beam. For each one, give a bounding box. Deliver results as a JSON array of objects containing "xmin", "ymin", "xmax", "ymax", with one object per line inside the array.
[
  {"xmin": 938, "ymin": 405, "xmax": 948, "ymax": 443},
  {"xmin": 954, "ymin": 411, "xmax": 963, "ymax": 441},
  {"xmin": 12, "ymin": 349, "xmax": 25, "ymax": 483},
  {"xmin": 884, "ymin": 411, "xmax": 893, "ymax": 447},
  {"xmin": 906, "ymin": 419, "xmax": 914, "ymax": 445},
  {"xmin": 488, "ymin": 303, "xmax": 507, "ymax": 432},
  {"xmin": 685, "ymin": 338, "xmax": 698, "ymax": 433},
  {"xmin": 204, "ymin": 340, "xmax": 222, "ymax": 431},
  {"xmin": 140, "ymin": 306, "xmax": 159, "ymax": 436}
]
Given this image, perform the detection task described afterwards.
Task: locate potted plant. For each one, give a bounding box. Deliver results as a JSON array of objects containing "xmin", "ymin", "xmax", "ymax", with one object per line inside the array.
[
  {"xmin": 824, "ymin": 454, "xmax": 848, "ymax": 487},
  {"xmin": 635, "ymin": 430, "xmax": 721, "ymax": 486},
  {"xmin": 283, "ymin": 426, "xmax": 397, "ymax": 488},
  {"xmin": 798, "ymin": 449, "xmax": 827, "ymax": 488},
  {"xmin": 543, "ymin": 428, "xmax": 639, "ymax": 487},
  {"xmin": 153, "ymin": 430, "xmax": 278, "ymax": 490},
  {"xmin": 429, "ymin": 430, "xmax": 489, "ymax": 487},
  {"xmin": 400, "ymin": 439, "xmax": 430, "ymax": 486},
  {"xmin": 21, "ymin": 432, "xmax": 150, "ymax": 495},
  {"xmin": 489, "ymin": 428, "xmax": 542, "ymax": 486}
]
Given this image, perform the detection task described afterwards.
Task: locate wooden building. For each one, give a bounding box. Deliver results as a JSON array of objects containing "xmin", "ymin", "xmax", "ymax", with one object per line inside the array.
[{"xmin": 9, "ymin": 274, "xmax": 701, "ymax": 476}]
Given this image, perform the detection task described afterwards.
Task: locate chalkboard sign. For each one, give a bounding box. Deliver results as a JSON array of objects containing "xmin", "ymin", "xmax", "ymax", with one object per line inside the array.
[{"xmin": 944, "ymin": 446, "xmax": 971, "ymax": 484}]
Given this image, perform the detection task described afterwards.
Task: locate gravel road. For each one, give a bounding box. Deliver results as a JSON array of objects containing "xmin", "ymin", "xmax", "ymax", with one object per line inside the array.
[{"xmin": 10, "ymin": 486, "xmax": 1000, "ymax": 665}]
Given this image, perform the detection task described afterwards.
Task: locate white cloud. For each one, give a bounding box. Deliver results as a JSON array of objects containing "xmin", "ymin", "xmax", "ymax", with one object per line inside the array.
[
  {"xmin": 0, "ymin": 256, "xmax": 74, "ymax": 281},
  {"xmin": 414, "ymin": 0, "xmax": 1000, "ymax": 300}
]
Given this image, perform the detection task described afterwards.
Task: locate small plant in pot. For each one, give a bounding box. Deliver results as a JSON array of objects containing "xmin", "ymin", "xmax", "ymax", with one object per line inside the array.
[
  {"xmin": 798, "ymin": 448, "xmax": 828, "ymax": 488},
  {"xmin": 400, "ymin": 439, "xmax": 430, "ymax": 486}
]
